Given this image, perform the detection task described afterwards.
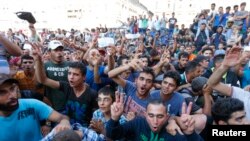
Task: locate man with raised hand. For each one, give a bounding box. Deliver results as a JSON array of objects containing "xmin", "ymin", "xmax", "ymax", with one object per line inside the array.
[
  {"xmin": 106, "ymin": 93, "xmax": 203, "ymax": 141},
  {"xmin": 207, "ymin": 46, "xmax": 250, "ymax": 120},
  {"xmin": 44, "ymin": 40, "xmax": 71, "ymax": 113},
  {"xmin": 0, "ymin": 33, "xmax": 22, "ymax": 74},
  {"xmin": 108, "ymin": 57, "xmax": 154, "ymax": 118},
  {"xmin": 33, "ymin": 43, "xmax": 98, "ymax": 127}
]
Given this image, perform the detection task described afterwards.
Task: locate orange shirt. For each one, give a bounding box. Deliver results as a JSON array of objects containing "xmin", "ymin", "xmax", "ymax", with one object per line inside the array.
[
  {"xmin": 189, "ymin": 54, "xmax": 196, "ymax": 61},
  {"xmin": 14, "ymin": 71, "xmax": 44, "ymax": 94}
]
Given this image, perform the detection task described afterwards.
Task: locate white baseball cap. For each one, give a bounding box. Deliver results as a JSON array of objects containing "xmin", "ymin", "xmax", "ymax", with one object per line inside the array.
[{"xmin": 48, "ymin": 40, "xmax": 63, "ymax": 50}]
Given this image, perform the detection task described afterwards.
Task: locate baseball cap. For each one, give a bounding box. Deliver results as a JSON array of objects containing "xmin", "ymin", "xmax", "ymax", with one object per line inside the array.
[
  {"xmin": 0, "ymin": 74, "xmax": 18, "ymax": 85},
  {"xmin": 191, "ymin": 77, "xmax": 208, "ymax": 92},
  {"xmin": 48, "ymin": 40, "xmax": 64, "ymax": 50}
]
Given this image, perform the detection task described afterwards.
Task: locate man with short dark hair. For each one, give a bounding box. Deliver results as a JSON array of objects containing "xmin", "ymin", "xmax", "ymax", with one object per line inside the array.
[
  {"xmin": 201, "ymin": 47, "xmax": 213, "ymax": 59},
  {"xmin": 180, "ymin": 61, "xmax": 203, "ymax": 85},
  {"xmin": 108, "ymin": 59, "xmax": 155, "ymax": 117},
  {"xmin": 44, "ymin": 40, "xmax": 71, "ymax": 112},
  {"xmin": 221, "ymin": 6, "xmax": 232, "ymax": 27},
  {"xmin": 173, "ymin": 52, "xmax": 189, "ymax": 74},
  {"xmin": 34, "ymin": 46, "xmax": 98, "ymax": 127},
  {"xmin": 0, "ymin": 74, "xmax": 70, "ymax": 141},
  {"xmin": 151, "ymin": 71, "xmax": 184, "ymax": 116},
  {"xmin": 193, "ymin": 55, "xmax": 209, "ymax": 70},
  {"xmin": 106, "ymin": 94, "xmax": 203, "ymax": 141},
  {"xmin": 14, "ymin": 54, "xmax": 50, "ymax": 103},
  {"xmin": 212, "ymin": 98, "xmax": 248, "ymax": 125}
]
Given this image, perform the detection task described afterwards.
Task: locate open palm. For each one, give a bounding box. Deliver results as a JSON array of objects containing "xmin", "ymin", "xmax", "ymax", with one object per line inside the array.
[{"xmin": 222, "ymin": 47, "xmax": 242, "ymax": 67}]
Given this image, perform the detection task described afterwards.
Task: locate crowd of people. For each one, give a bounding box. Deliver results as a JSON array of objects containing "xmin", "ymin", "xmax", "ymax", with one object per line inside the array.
[{"xmin": 0, "ymin": 1, "xmax": 250, "ymax": 141}]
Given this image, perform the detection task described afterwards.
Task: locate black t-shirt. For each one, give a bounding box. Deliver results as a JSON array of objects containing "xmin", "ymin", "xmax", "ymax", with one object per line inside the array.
[
  {"xmin": 169, "ymin": 18, "xmax": 177, "ymax": 29},
  {"xmin": 173, "ymin": 62, "xmax": 185, "ymax": 74},
  {"xmin": 178, "ymin": 88, "xmax": 201, "ymax": 113},
  {"xmin": 59, "ymin": 81, "xmax": 98, "ymax": 127}
]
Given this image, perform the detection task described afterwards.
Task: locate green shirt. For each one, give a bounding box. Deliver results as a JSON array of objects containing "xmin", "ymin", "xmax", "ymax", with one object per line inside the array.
[{"xmin": 44, "ymin": 61, "xmax": 70, "ymax": 111}]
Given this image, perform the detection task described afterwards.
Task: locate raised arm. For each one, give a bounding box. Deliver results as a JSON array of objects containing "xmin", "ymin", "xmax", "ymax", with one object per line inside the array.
[
  {"xmin": 207, "ymin": 47, "xmax": 244, "ymax": 96},
  {"xmin": 201, "ymin": 85, "xmax": 213, "ymax": 116},
  {"xmin": 93, "ymin": 54, "xmax": 101, "ymax": 84},
  {"xmin": 108, "ymin": 65, "xmax": 129, "ymax": 88},
  {"xmin": 105, "ymin": 46, "xmax": 116, "ymax": 74},
  {"xmin": 83, "ymin": 40, "xmax": 97, "ymax": 61},
  {"xmin": 108, "ymin": 58, "xmax": 143, "ymax": 88},
  {"xmin": 32, "ymin": 43, "xmax": 60, "ymax": 89},
  {"xmin": 0, "ymin": 33, "xmax": 22, "ymax": 56},
  {"xmin": 29, "ymin": 23, "xmax": 41, "ymax": 42},
  {"xmin": 152, "ymin": 52, "xmax": 170, "ymax": 76}
]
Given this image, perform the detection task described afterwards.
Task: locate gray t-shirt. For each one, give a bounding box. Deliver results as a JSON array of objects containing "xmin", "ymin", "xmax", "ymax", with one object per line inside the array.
[{"xmin": 234, "ymin": 10, "xmax": 248, "ymax": 26}]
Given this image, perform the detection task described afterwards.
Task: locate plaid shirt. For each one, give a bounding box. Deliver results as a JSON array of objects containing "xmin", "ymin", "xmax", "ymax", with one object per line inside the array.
[
  {"xmin": 92, "ymin": 109, "xmax": 127, "ymax": 127},
  {"xmin": 41, "ymin": 123, "xmax": 105, "ymax": 141}
]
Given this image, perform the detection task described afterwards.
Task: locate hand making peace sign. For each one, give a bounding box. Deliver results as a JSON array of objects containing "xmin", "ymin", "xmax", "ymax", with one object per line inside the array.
[{"xmin": 110, "ymin": 92, "xmax": 125, "ymax": 121}]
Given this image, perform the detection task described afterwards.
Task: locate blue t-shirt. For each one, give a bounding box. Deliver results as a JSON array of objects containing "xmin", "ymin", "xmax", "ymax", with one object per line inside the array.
[
  {"xmin": 221, "ymin": 13, "xmax": 230, "ymax": 26},
  {"xmin": 241, "ymin": 65, "xmax": 250, "ymax": 88},
  {"xmin": 0, "ymin": 99, "xmax": 53, "ymax": 141},
  {"xmin": 86, "ymin": 65, "xmax": 110, "ymax": 91},
  {"xmin": 213, "ymin": 13, "xmax": 221, "ymax": 27},
  {"xmin": 126, "ymin": 72, "xmax": 139, "ymax": 82},
  {"xmin": 123, "ymin": 81, "xmax": 151, "ymax": 117},
  {"xmin": 150, "ymin": 90, "xmax": 184, "ymax": 116}
]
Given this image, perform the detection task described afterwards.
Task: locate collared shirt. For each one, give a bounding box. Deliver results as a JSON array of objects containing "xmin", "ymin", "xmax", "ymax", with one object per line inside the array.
[
  {"xmin": 41, "ymin": 123, "xmax": 105, "ymax": 141},
  {"xmin": 92, "ymin": 109, "xmax": 127, "ymax": 127}
]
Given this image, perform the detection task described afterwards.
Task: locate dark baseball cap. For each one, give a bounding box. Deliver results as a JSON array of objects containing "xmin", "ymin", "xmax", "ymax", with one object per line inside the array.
[
  {"xmin": 0, "ymin": 74, "xmax": 18, "ymax": 85},
  {"xmin": 191, "ymin": 77, "xmax": 208, "ymax": 92}
]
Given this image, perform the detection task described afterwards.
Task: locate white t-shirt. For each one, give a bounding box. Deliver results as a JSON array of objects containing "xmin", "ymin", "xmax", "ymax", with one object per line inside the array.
[
  {"xmin": 138, "ymin": 19, "xmax": 143, "ymax": 28},
  {"xmin": 232, "ymin": 87, "xmax": 250, "ymax": 121},
  {"xmin": 147, "ymin": 19, "xmax": 154, "ymax": 30}
]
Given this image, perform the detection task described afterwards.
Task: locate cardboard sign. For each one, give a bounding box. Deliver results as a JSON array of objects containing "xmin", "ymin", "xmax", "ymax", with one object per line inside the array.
[
  {"xmin": 125, "ymin": 33, "xmax": 140, "ymax": 39},
  {"xmin": 98, "ymin": 37, "xmax": 114, "ymax": 48}
]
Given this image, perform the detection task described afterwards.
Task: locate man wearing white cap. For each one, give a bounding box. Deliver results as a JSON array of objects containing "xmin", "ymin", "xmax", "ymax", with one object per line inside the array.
[{"xmin": 44, "ymin": 40, "xmax": 70, "ymax": 113}]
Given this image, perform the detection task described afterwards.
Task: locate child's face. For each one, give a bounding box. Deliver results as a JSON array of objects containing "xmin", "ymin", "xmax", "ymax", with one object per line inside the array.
[
  {"xmin": 218, "ymin": 44, "xmax": 224, "ymax": 50},
  {"xmin": 97, "ymin": 94, "xmax": 113, "ymax": 113}
]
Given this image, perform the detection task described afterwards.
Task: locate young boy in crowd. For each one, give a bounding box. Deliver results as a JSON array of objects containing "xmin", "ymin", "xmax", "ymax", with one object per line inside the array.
[{"xmin": 89, "ymin": 86, "xmax": 127, "ymax": 135}]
